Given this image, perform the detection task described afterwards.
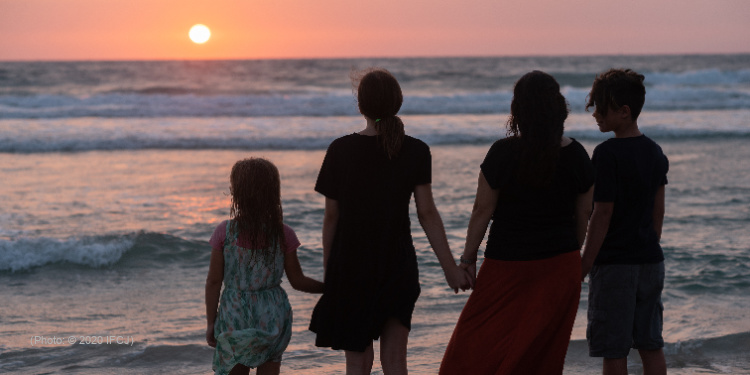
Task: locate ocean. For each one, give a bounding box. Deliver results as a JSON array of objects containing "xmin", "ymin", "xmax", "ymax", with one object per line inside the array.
[{"xmin": 1, "ymin": 55, "xmax": 749, "ymax": 374}]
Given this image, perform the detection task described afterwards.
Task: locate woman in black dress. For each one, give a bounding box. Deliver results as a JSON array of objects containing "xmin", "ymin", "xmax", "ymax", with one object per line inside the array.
[{"xmin": 309, "ymin": 68, "xmax": 472, "ymax": 374}]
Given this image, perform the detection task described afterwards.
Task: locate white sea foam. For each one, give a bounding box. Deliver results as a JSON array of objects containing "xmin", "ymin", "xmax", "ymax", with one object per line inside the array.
[
  {"xmin": 0, "ymin": 236, "xmax": 135, "ymax": 272},
  {"xmin": 1, "ymin": 110, "xmax": 749, "ymax": 153},
  {"xmin": 648, "ymin": 68, "xmax": 750, "ymax": 86},
  {"xmin": 1, "ymin": 84, "xmax": 749, "ymax": 119},
  {"xmin": 1, "ymin": 59, "xmax": 749, "ymax": 119}
]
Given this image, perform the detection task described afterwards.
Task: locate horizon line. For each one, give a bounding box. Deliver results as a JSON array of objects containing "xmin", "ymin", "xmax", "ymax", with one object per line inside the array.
[{"xmin": 2, "ymin": 51, "xmax": 750, "ymax": 63}]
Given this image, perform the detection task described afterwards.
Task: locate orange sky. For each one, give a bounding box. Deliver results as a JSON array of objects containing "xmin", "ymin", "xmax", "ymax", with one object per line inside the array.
[{"xmin": 1, "ymin": 0, "xmax": 749, "ymax": 60}]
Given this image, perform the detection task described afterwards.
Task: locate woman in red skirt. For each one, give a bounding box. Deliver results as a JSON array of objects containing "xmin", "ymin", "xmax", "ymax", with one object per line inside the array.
[{"xmin": 440, "ymin": 71, "xmax": 594, "ymax": 375}]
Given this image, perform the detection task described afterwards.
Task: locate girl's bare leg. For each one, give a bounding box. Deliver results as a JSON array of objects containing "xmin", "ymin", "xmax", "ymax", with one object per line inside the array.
[
  {"xmin": 257, "ymin": 361, "xmax": 281, "ymax": 375},
  {"xmin": 345, "ymin": 343, "xmax": 374, "ymax": 375},
  {"xmin": 228, "ymin": 364, "xmax": 250, "ymax": 375},
  {"xmin": 380, "ymin": 318, "xmax": 409, "ymax": 375}
]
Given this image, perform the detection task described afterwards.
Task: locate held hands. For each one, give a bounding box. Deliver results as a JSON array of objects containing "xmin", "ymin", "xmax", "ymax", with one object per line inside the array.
[
  {"xmin": 444, "ymin": 263, "xmax": 474, "ymax": 293},
  {"xmin": 459, "ymin": 261, "xmax": 477, "ymax": 286}
]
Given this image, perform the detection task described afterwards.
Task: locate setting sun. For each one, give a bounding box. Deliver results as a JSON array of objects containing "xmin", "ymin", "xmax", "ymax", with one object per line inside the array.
[{"xmin": 189, "ymin": 24, "xmax": 211, "ymax": 44}]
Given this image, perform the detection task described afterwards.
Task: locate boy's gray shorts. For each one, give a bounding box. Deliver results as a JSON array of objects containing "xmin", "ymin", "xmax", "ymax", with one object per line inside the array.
[{"xmin": 586, "ymin": 262, "xmax": 665, "ymax": 358}]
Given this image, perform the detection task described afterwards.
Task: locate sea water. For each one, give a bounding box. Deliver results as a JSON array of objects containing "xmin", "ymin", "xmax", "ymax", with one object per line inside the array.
[{"xmin": 1, "ymin": 55, "xmax": 749, "ymax": 374}]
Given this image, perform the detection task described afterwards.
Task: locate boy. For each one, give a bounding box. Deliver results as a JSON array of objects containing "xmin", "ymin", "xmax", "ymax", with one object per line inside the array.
[{"xmin": 581, "ymin": 69, "xmax": 669, "ymax": 375}]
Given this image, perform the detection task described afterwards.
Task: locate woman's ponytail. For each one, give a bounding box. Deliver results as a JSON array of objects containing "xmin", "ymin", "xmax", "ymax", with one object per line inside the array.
[
  {"xmin": 355, "ymin": 68, "xmax": 405, "ymax": 159},
  {"xmin": 375, "ymin": 116, "xmax": 405, "ymax": 160}
]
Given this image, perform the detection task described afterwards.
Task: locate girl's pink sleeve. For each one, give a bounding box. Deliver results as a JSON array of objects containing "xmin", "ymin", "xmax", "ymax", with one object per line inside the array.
[
  {"xmin": 283, "ymin": 224, "xmax": 301, "ymax": 254},
  {"xmin": 209, "ymin": 220, "xmax": 228, "ymax": 251}
]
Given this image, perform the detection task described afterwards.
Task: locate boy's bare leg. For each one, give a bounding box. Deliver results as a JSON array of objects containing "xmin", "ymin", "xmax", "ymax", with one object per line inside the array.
[
  {"xmin": 603, "ymin": 357, "xmax": 628, "ymax": 375},
  {"xmin": 639, "ymin": 348, "xmax": 666, "ymax": 375},
  {"xmin": 380, "ymin": 318, "xmax": 409, "ymax": 375},
  {"xmin": 345, "ymin": 343, "xmax": 374, "ymax": 375}
]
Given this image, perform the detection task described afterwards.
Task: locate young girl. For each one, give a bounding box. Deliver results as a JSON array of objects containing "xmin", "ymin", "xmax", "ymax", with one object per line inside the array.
[
  {"xmin": 205, "ymin": 158, "xmax": 324, "ymax": 375},
  {"xmin": 308, "ymin": 68, "xmax": 472, "ymax": 374}
]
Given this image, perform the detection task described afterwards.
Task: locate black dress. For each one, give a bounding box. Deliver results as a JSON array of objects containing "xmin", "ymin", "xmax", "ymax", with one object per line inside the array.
[{"xmin": 309, "ymin": 133, "xmax": 431, "ymax": 352}]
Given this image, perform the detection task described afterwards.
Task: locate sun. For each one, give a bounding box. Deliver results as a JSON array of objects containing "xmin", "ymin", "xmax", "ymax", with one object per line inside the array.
[{"xmin": 189, "ymin": 24, "xmax": 211, "ymax": 44}]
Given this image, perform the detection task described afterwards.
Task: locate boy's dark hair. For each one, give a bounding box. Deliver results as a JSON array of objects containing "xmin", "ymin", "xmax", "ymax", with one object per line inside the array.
[{"xmin": 586, "ymin": 69, "xmax": 646, "ymax": 121}]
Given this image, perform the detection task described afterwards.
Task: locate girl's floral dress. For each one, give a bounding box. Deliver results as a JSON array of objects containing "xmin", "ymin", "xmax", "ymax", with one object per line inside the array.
[{"xmin": 212, "ymin": 220, "xmax": 292, "ymax": 374}]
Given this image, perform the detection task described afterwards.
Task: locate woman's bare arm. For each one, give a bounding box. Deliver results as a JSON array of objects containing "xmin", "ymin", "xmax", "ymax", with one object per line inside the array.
[
  {"xmin": 321, "ymin": 197, "xmax": 339, "ymax": 275},
  {"xmin": 414, "ymin": 183, "xmax": 472, "ymax": 292}
]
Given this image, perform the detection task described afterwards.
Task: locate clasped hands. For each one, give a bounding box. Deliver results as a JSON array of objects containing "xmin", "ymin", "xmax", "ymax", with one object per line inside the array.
[{"xmin": 445, "ymin": 260, "xmax": 476, "ymax": 293}]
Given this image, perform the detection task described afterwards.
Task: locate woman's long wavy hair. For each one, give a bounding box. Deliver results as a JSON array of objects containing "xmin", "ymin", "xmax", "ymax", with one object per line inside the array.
[
  {"xmin": 229, "ymin": 158, "xmax": 285, "ymax": 257},
  {"xmin": 354, "ymin": 68, "xmax": 405, "ymax": 159},
  {"xmin": 506, "ymin": 71, "xmax": 569, "ymax": 188}
]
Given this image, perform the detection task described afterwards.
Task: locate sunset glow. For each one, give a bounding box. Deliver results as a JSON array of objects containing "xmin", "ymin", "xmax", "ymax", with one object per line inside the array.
[{"xmin": 0, "ymin": 0, "xmax": 748, "ymax": 60}]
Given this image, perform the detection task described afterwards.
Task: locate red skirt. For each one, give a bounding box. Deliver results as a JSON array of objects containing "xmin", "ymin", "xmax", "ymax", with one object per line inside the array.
[{"xmin": 439, "ymin": 251, "xmax": 581, "ymax": 375}]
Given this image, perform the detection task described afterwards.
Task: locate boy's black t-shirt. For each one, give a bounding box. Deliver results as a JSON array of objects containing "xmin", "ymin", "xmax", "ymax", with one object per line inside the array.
[
  {"xmin": 481, "ymin": 137, "xmax": 595, "ymax": 261},
  {"xmin": 592, "ymin": 134, "xmax": 669, "ymax": 265}
]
